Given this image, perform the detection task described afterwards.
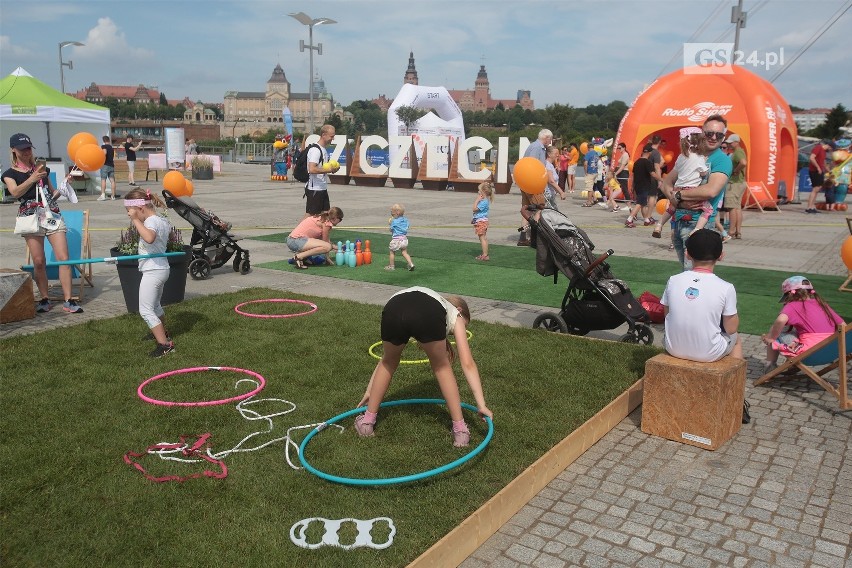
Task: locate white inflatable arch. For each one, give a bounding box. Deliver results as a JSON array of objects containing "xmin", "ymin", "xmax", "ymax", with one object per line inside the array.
[{"xmin": 387, "ymin": 84, "xmax": 465, "ymax": 167}]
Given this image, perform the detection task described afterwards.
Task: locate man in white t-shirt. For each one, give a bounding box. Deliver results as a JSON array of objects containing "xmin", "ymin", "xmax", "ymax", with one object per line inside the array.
[
  {"xmin": 304, "ymin": 124, "xmax": 340, "ymax": 217},
  {"xmin": 661, "ymin": 229, "xmax": 742, "ymax": 362}
]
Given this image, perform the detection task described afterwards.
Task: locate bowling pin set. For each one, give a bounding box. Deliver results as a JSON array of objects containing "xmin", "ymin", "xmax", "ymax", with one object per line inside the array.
[{"xmin": 335, "ymin": 239, "xmax": 372, "ymax": 267}]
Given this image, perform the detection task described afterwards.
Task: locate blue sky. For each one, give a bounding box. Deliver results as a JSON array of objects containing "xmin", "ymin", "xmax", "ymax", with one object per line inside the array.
[{"xmin": 2, "ymin": 0, "xmax": 850, "ymax": 110}]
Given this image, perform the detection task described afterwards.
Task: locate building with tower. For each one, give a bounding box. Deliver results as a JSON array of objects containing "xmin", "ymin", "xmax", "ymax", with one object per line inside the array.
[
  {"xmin": 372, "ymin": 53, "xmax": 534, "ymax": 113},
  {"xmin": 223, "ymin": 63, "xmax": 336, "ymax": 136},
  {"xmin": 404, "ymin": 51, "xmax": 419, "ymax": 85}
]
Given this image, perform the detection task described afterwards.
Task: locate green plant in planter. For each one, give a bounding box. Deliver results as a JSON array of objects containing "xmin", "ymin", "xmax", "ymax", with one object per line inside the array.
[
  {"xmin": 115, "ymin": 220, "xmax": 184, "ymax": 255},
  {"xmin": 191, "ymin": 155, "xmax": 213, "ymax": 170},
  {"xmin": 191, "ymin": 155, "xmax": 214, "ymax": 180}
]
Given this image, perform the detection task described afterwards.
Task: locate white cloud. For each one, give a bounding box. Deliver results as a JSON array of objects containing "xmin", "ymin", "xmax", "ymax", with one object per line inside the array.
[
  {"xmin": 0, "ymin": 36, "xmax": 33, "ymax": 59},
  {"xmin": 75, "ymin": 17, "xmax": 154, "ymax": 63}
]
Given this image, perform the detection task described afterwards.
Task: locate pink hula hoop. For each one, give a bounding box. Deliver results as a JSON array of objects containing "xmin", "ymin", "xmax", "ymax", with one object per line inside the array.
[
  {"xmin": 138, "ymin": 366, "xmax": 266, "ymax": 407},
  {"xmin": 234, "ymin": 298, "xmax": 318, "ymax": 319}
]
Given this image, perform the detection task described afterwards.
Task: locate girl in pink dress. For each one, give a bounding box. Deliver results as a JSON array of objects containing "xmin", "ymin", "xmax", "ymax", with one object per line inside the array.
[{"xmin": 761, "ymin": 276, "xmax": 845, "ymax": 372}]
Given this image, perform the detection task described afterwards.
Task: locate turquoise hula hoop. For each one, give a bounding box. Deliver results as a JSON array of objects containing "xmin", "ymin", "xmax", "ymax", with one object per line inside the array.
[{"xmin": 298, "ymin": 398, "xmax": 494, "ymax": 486}]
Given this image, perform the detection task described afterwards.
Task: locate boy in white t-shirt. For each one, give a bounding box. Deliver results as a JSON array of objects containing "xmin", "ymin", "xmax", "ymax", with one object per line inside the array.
[{"xmin": 661, "ymin": 229, "xmax": 743, "ymax": 362}]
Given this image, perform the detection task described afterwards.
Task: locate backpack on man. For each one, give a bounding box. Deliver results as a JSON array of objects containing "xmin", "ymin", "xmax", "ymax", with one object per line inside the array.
[{"xmin": 292, "ymin": 143, "xmax": 322, "ymax": 183}]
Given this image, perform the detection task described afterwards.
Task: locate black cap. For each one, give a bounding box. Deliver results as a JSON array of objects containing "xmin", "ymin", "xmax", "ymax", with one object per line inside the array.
[
  {"xmin": 822, "ymin": 139, "xmax": 837, "ymax": 150},
  {"xmin": 642, "ymin": 143, "xmax": 654, "ymax": 153},
  {"xmin": 10, "ymin": 133, "xmax": 33, "ymax": 150}
]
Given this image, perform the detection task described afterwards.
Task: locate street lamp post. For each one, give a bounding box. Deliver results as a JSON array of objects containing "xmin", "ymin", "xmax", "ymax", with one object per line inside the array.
[
  {"xmin": 59, "ymin": 41, "xmax": 85, "ymax": 94},
  {"xmin": 288, "ymin": 12, "xmax": 336, "ymax": 135}
]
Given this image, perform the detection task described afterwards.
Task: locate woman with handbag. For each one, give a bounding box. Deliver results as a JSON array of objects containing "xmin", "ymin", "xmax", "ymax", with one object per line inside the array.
[{"xmin": 2, "ymin": 133, "xmax": 82, "ymax": 313}]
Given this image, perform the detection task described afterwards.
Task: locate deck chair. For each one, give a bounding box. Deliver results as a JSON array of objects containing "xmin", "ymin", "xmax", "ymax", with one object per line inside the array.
[
  {"xmin": 755, "ymin": 322, "xmax": 852, "ymax": 410},
  {"xmin": 23, "ymin": 210, "xmax": 93, "ymax": 301}
]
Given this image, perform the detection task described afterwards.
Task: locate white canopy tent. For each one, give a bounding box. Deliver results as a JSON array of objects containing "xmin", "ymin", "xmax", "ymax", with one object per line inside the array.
[{"xmin": 0, "ymin": 67, "xmax": 110, "ymax": 161}]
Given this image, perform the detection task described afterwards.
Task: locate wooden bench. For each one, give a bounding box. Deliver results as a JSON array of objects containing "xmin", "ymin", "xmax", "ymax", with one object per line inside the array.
[{"xmin": 641, "ymin": 353, "xmax": 746, "ymax": 450}]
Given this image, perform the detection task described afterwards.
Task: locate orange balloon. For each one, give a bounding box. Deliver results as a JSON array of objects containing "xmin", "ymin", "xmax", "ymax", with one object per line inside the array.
[
  {"xmin": 579, "ymin": 142, "xmax": 589, "ymax": 155},
  {"xmin": 656, "ymin": 198, "xmax": 669, "ymax": 215},
  {"xmin": 513, "ymin": 157, "xmax": 547, "ymax": 194},
  {"xmin": 74, "ymin": 143, "xmax": 106, "ymax": 171},
  {"xmin": 662, "ymin": 150, "xmax": 674, "ymax": 164},
  {"xmin": 183, "ymin": 179, "xmax": 195, "ymax": 197},
  {"xmin": 163, "ymin": 171, "xmax": 188, "ymax": 196},
  {"xmin": 839, "ymin": 203, "xmax": 848, "ymax": 212},
  {"xmin": 67, "ymin": 132, "xmax": 99, "ymax": 162},
  {"xmin": 842, "ymin": 236, "xmax": 852, "ymax": 270}
]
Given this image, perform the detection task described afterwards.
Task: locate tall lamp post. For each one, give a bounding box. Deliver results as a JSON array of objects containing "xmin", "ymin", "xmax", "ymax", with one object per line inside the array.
[
  {"xmin": 288, "ymin": 12, "xmax": 336, "ymax": 135},
  {"xmin": 59, "ymin": 41, "xmax": 84, "ymax": 94}
]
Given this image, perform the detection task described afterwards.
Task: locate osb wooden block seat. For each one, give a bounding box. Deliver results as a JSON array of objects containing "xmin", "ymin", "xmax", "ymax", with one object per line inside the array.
[
  {"xmin": 641, "ymin": 353, "xmax": 746, "ymax": 450},
  {"xmin": 112, "ymin": 159, "xmax": 155, "ymax": 182},
  {"xmin": 0, "ymin": 269, "xmax": 35, "ymax": 323},
  {"xmin": 755, "ymin": 322, "xmax": 852, "ymax": 411}
]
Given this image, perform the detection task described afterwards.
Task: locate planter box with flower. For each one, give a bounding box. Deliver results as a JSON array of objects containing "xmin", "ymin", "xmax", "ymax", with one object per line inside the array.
[
  {"xmin": 191, "ymin": 155, "xmax": 214, "ymax": 180},
  {"xmin": 110, "ymin": 222, "xmax": 192, "ymax": 313}
]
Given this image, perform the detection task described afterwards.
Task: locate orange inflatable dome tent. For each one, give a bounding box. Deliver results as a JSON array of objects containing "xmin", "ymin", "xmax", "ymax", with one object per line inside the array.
[{"xmin": 616, "ymin": 65, "xmax": 797, "ymax": 203}]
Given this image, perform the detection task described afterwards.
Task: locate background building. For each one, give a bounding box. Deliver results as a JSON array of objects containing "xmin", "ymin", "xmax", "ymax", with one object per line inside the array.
[
  {"xmin": 223, "ymin": 63, "xmax": 334, "ymax": 137},
  {"xmin": 373, "ymin": 53, "xmax": 534, "ymax": 112},
  {"xmin": 792, "ymin": 108, "xmax": 832, "ymax": 131}
]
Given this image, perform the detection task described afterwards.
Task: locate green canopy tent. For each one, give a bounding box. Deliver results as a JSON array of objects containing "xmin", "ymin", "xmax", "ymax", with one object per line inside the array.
[{"xmin": 0, "ymin": 67, "xmax": 110, "ymax": 160}]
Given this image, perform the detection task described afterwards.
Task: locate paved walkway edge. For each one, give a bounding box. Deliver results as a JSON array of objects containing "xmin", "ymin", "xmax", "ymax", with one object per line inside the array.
[{"xmin": 409, "ymin": 380, "xmax": 644, "ymax": 568}]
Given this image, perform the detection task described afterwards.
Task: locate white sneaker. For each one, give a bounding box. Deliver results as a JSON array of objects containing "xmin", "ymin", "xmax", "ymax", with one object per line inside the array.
[
  {"xmin": 96, "ymin": 194, "xmax": 107, "ymax": 201},
  {"xmin": 597, "ymin": 202, "xmax": 609, "ymax": 209},
  {"xmin": 619, "ymin": 205, "xmax": 630, "ymax": 211}
]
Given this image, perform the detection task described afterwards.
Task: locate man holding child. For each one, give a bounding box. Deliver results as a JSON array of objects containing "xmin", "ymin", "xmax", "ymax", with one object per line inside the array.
[{"xmin": 662, "ymin": 114, "xmax": 733, "ymax": 270}]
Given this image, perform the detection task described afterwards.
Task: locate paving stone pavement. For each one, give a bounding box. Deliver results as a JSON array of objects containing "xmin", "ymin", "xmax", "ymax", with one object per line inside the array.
[{"xmin": 2, "ymin": 164, "xmax": 850, "ymax": 566}]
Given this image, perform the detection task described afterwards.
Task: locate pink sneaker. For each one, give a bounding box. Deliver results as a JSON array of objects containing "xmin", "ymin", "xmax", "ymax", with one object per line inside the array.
[
  {"xmin": 452, "ymin": 425, "xmax": 470, "ymax": 447},
  {"xmin": 354, "ymin": 414, "xmax": 375, "ymax": 437}
]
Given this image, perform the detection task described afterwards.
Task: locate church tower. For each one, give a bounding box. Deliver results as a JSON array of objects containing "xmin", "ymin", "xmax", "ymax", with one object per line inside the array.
[
  {"xmin": 474, "ymin": 64, "xmax": 490, "ymax": 111},
  {"xmin": 266, "ymin": 63, "xmax": 290, "ymax": 99},
  {"xmin": 404, "ymin": 51, "xmax": 419, "ymax": 85}
]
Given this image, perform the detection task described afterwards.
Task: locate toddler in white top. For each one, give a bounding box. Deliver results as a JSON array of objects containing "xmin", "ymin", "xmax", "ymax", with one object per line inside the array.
[{"xmin": 653, "ymin": 127, "xmax": 711, "ymax": 238}]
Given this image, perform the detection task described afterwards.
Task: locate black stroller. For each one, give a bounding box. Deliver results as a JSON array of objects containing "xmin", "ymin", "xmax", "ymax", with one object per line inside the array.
[
  {"xmin": 529, "ymin": 207, "xmax": 653, "ymax": 344},
  {"xmin": 163, "ymin": 190, "xmax": 251, "ymax": 280}
]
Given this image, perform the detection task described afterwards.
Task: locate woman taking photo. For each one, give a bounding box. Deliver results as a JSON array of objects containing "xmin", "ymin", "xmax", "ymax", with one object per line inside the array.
[{"xmin": 2, "ymin": 133, "xmax": 82, "ymax": 313}]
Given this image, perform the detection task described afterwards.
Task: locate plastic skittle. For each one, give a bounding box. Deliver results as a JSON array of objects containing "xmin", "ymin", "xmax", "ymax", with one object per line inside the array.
[
  {"xmin": 335, "ymin": 241, "xmax": 344, "ymax": 267},
  {"xmin": 347, "ymin": 242, "xmax": 356, "ymax": 267},
  {"xmin": 355, "ymin": 241, "xmax": 363, "ymax": 266},
  {"xmin": 364, "ymin": 240, "xmax": 372, "ymax": 265}
]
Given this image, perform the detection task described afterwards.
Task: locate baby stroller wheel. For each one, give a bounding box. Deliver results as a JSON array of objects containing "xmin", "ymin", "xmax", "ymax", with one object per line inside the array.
[
  {"xmin": 619, "ymin": 323, "xmax": 654, "ymax": 345},
  {"xmin": 189, "ymin": 258, "xmax": 212, "ymax": 280},
  {"xmin": 533, "ymin": 312, "xmax": 568, "ymax": 334},
  {"xmin": 238, "ymin": 258, "xmax": 251, "ymax": 275}
]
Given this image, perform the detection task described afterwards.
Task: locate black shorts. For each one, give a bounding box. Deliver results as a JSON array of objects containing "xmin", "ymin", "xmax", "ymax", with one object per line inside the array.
[
  {"xmin": 634, "ymin": 188, "xmax": 649, "ymax": 206},
  {"xmin": 808, "ymin": 170, "xmax": 825, "ymax": 188},
  {"xmin": 381, "ymin": 291, "xmax": 447, "ymax": 346},
  {"xmin": 305, "ymin": 188, "xmax": 330, "ymax": 215}
]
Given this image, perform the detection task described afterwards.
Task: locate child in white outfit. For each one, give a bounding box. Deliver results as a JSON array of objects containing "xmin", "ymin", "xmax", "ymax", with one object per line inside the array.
[{"xmin": 653, "ymin": 127, "xmax": 710, "ymax": 238}]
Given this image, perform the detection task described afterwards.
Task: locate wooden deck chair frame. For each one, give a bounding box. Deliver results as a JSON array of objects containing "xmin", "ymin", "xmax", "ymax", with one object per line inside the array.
[
  {"xmin": 24, "ymin": 210, "xmax": 93, "ymax": 301},
  {"xmin": 742, "ymin": 181, "xmax": 780, "ymax": 212},
  {"xmin": 755, "ymin": 322, "xmax": 852, "ymax": 410}
]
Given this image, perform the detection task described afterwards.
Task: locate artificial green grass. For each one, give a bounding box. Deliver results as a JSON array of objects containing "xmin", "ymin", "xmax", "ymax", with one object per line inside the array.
[
  {"xmin": 255, "ymin": 229, "xmax": 852, "ymax": 336},
  {"xmin": 1, "ymin": 288, "xmax": 658, "ymax": 567}
]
